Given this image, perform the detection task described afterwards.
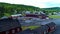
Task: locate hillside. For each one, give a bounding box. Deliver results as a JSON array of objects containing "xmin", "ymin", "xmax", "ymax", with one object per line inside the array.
[
  {"xmin": 0, "ymin": 2, "xmax": 41, "ymax": 17},
  {"xmin": 42, "ymin": 7, "xmax": 60, "ymax": 12},
  {"xmin": 0, "ymin": 2, "xmax": 60, "ymax": 18}
]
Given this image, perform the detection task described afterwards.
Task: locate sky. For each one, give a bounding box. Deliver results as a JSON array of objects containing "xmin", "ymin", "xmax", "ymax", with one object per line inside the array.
[{"xmin": 0, "ymin": 0, "xmax": 60, "ymax": 8}]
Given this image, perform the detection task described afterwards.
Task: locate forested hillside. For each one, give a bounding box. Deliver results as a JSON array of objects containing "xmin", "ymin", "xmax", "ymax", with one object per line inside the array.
[
  {"xmin": 0, "ymin": 2, "xmax": 40, "ymax": 18},
  {"xmin": 0, "ymin": 2, "xmax": 60, "ymax": 18},
  {"xmin": 42, "ymin": 7, "xmax": 60, "ymax": 13},
  {"xmin": 41, "ymin": 7, "xmax": 60, "ymax": 15}
]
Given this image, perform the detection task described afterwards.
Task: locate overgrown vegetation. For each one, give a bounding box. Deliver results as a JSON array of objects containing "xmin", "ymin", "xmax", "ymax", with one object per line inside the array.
[
  {"xmin": 49, "ymin": 15, "xmax": 60, "ymax": 18},
  {"xmin": 22, "ymin": 26, "xmax": 39, "ymax": 30},
  {"xmin": 0, "ymin": 2, "xmax": 60, "ymax": 18},
  {"xmin": 0, "ymin": 2, "xmax": 41, "ymax": 18},
  {"xmin": 41, "ymin": 7, "xmax": 60, "ymax": 15}
]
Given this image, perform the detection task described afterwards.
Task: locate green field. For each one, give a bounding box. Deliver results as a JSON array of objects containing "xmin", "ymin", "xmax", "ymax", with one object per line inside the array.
[
  {"xmin": 22, "ymin": 26, "xmax": 40, "ymax": 30},
  {"xmin": 49, "ymin": 15, "xmax": 60, "ymax": 18}
]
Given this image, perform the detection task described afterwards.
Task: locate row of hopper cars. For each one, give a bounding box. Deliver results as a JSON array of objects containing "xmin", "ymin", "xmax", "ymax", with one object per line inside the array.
[{"xmin": 0, "ymin": 16, "xmax": 56, "ymax": 34}]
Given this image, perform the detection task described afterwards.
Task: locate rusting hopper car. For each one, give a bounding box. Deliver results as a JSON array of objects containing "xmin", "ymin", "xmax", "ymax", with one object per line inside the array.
[{"xmin": 0, "ymin": 18, "xmax": 22, "ymax": 34}]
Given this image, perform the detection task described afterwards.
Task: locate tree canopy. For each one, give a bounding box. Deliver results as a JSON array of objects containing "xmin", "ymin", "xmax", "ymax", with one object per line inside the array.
[
  {"xmin": 0, "ymin": 2, "xmax": 60, "ymax": 18},
  {"xmin": 0, "ymin": 2, "xmax": 40, "ymax": 18}
]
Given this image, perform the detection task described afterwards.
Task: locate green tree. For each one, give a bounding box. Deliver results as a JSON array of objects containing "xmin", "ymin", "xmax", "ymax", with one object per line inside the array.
[{"xmin": 0, "ymin": 6, "xmax": 5, "ymax": 18}]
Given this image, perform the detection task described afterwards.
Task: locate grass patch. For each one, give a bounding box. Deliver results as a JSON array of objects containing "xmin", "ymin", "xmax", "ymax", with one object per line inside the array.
[
  {"xmin": 22, "ymin": 26, "xmax": 40, "ymax": 30},
  {"xmin": 49, "ymin": 15, "xmax": 60, "ymax": 18}
]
